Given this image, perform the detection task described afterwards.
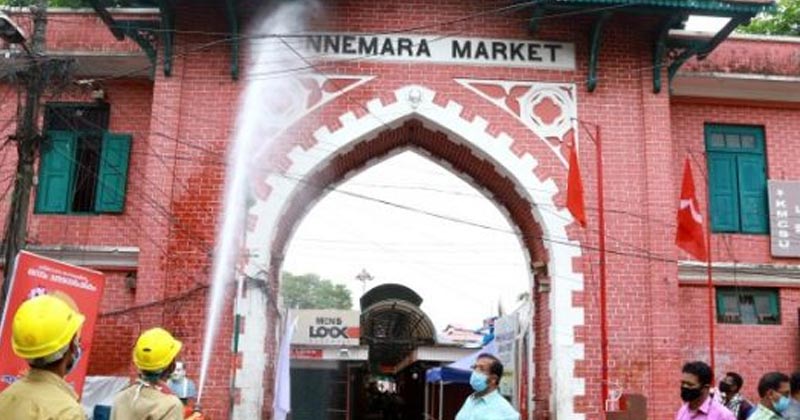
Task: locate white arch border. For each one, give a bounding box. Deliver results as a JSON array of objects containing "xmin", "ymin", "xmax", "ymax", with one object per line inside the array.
[{"xmin": 233, "ymin": 84, "xmax": 586, "ymax": 420}]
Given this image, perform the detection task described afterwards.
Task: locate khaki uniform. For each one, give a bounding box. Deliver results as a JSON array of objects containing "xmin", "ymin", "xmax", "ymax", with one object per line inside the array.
[
  {"xmin": 111, "ymin": 381, "xmax": 184, "ymax": 420},
  {"xmin": 0, "ymin": 368, "xmax": 85, "ymax": 420}
]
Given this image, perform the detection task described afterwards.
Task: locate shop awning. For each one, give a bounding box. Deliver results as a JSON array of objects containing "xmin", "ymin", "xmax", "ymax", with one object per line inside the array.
[{"xmin": 425, "ymin": 341, "xmax": 498, "ymax": 384}]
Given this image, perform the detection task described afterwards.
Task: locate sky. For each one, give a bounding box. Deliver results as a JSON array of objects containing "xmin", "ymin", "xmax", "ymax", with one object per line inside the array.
[
  {"xmin": 280, "ymin": 16, "xmax": 729, "ymax": 333},
  {"xmin": 685, "ymin": 16, "xmax": 731, "ymax": 32},
  {"xmin": 282, "ymin": 151, "xmax": 530, "ymax": 332}
]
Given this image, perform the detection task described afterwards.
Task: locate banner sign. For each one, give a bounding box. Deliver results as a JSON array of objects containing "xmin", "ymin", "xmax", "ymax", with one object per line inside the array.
[
  {"xmin": 302, "ymin": 33, "xmax": 575, "ymax": 70},
  {"xmin": 289, "ymin": 309, "xmax": 360, "ymax": 346},
  {"xmin": 0, "ymin": 251, "xmax": 106, "ymax": 396},
  {"xmin": 494, "ymin": 314, "xmax": 517, "ymax": 398},
  {"xmin": 291, "ymin": 348, "xmax": 323, "ymax": 360},
  {"xmin": 768, "ymin": 181, "xmax": 800, "ymax": 257}
]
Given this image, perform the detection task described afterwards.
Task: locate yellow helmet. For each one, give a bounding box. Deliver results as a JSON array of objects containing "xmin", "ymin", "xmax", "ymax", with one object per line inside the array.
[
  {"xmin": 133, "ymin": 328, "xmax": 182, "ymax": 372},
  {"xmin": 12, "ymin": 294, "xmax": 85, "ymax": 360}
]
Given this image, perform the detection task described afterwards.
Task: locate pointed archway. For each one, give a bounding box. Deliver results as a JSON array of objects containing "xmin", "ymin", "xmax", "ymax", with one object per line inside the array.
[{"xmin": 233, "ymin": 85, "xmax": 586, "ymax": 420}]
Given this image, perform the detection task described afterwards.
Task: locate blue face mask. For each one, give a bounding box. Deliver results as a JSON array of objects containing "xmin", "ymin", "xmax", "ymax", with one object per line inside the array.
[
  {"xmin": 470, "ymin": 371, "xmax": 488, "ymax": 393},
  {"xmin": 773, "ymin": 395, "xmax": 790, "ymax": 413}
]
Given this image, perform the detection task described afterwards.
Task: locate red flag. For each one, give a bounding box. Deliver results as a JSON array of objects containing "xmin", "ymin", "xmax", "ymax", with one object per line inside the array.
[
  {"xmin": 567, "ymin": 145, "xmax": 586, "ymax": 227},
  {"xmin": 676, "ymin": 158, "xmax": 708, "ymax": 261}
]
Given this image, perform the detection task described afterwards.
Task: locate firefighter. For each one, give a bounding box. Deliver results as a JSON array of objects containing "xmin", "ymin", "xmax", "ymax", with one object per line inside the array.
[
  {"xmin": 111, "ymin": 327, "xmax": 187, "ymax": 420},
  {"xmin": 0, "ymin": 294, "xmax": 86, "ymax": 419}
]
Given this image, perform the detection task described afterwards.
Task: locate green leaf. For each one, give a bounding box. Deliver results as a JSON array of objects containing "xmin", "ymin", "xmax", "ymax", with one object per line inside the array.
[
  {"xmin": 280, "ymin": 271, "xmax": 353, "ymax": 310},
  {"xmin": 739, "ymin": 0, "xmax": 800, "ymax": 36}
]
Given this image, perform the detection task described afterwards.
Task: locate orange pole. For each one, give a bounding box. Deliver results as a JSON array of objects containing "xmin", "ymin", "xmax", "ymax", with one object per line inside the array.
[
  {"xmin": 706, "ymin": 192, "xmax": 715, "ymax": 374},
  {"xmin": 596, "ymin": 126, "xmax": 609, "ymax": 418}
]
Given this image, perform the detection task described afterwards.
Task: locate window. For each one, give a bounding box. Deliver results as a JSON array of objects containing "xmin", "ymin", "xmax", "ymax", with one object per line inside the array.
[
  {"xmin": 716, "ymin": 287, "xmax": 780, "ymax": 325},
  {"xmin": 705, "ymin": 124, "xmax": 768, "ymax": 234},
  {"xmin": 35, "ymin": 103, "xmax": 132, "ymax": 214}
]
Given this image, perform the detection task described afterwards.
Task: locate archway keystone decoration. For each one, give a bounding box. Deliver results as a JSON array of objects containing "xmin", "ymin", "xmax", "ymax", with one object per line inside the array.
[{"xmin": 233, "ymin": 84, "xmax": 585, "ymax": 420}]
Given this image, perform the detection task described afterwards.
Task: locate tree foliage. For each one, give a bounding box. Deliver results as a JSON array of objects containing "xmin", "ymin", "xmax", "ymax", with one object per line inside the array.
[
  {"xmin": 280, "ymin": 271, "xmax": 353, "ymax": 310},
  {"xmin": 739, "ymin": 0, "xmax": 800, "ymax": 36}
]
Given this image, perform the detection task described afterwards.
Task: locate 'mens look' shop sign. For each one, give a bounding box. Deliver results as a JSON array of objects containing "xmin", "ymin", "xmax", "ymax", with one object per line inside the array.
[
  {"xmin": 290, "ymin": 309, "xmax": 361, "ymax": 346},
  {"xmin": 303, "ymin": 33, "xmax": 575, "ymax": 70}
]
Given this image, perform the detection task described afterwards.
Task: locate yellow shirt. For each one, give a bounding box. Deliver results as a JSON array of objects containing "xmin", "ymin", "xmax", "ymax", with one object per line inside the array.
[
  {"xmin": 111, "ymin": 381, "xmax": 183, "ymax": 420},
  {"xmin": 0, "ymin": 368, "xmax": 85, "ymax": 420}
]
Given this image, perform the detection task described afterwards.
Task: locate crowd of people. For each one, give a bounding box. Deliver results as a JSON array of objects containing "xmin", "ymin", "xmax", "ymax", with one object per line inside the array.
[
  {"xmin": 678, "ymin": 361, "xmax": 800, "ymax": 420},
  {"xmin": 0, "ymin": 294, "xmax": 204, "ymax": 419}
]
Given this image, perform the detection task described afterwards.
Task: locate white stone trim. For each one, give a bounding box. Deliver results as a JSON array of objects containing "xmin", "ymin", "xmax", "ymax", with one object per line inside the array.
[
  {"xmin": 670, "ymin": 29, "xmax": 800, "ymax": 45},
  {"xmin": 235, "ymin": 85, "xmax": 585, "ymax": 420},
  {"xmin": 455, "ymin": 79, "xmax": 579, "ymax": 168},
  {"xmin": 672, "ymin": 71, "xmax": 800, "ymax": 103},
  {"xmin": 678, "ymin": 260, "xmax": 800, "ymax": 285},
  {"xmin": 0, "ymin": 245, "xmax": 139, "ymax": 270}
]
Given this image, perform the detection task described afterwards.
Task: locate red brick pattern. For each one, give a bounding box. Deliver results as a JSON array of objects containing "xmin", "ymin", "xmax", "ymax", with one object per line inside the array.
[{"xmin": 0, "ymin": 2, "xmax": 798, "ymax": 420}]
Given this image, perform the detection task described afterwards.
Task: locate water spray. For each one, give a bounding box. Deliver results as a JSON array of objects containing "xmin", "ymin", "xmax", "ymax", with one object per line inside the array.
[{"xmin": 195, "ymin": 1, "xmax": 314, "ymax": 406}]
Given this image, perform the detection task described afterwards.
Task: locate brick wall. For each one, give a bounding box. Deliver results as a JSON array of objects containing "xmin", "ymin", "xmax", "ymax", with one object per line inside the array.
[
  {"xmin": 672, "ymin": 99, "xmax": 800, "ymax": 406},
  {"xmin": 1, "ymin": 2, "xmax": 798, "ymax": 419}
]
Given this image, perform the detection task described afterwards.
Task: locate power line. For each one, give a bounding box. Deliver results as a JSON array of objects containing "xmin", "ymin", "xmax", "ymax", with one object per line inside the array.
[
  {"xmin": 81, "ymin": 2, "xmax": 634, "ymax": 84},
  {"xmin": 52, "ymin": 114, "xmax": 800, "ymax": 290},
  {"xmin": 46, "ymin": 105, "xmax": 665, "ymax": 283},
  {"xmin": 58, "ymin": 84, "xmax": 788, "ymax": 282},
  {"xmin": 20, "ymin": 5, "xmax": 792, "ymax": 282},
  {"xmin": 39, "ymin": 104, "xmax": 800, "ymax": 320}
]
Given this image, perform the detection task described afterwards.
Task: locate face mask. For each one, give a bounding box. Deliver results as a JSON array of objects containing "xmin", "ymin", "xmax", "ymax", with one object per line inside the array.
[
  {"xmin": 470, "ymin": 371, "xmax": 488, "ymax": 393},
  {"xmin": 718, "ymin": 382, "xmax": 732, "ymax": 394},
  {"xmin": 681, "ymin": 386, "xmax": 702, "ymax": 403},
  {"xmin": 171, "ymin": 363, "xmax": 186, "ymax": 381},
  {"xmin": 66, "ymin": 345, "xmax": 82, "ymax": 375},
  {"xmin": 773, "ymin": 395, "xmax": 790, "ymax": 413}
]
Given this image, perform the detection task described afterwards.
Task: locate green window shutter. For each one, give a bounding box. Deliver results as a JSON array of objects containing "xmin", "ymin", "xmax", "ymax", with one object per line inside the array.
[
  {"xmin": 94, "ymin": 132, "xmax": 132, "ymax": 213},
  {"xmin": 715, "ymin": 289, "xmax": 726, "ymax": 321},
  {"xmin": 736, "ymin": 154, "xmax": 768, "ymax": 234},
  {"xmin": 708, "ymin": 152, "xmax": 740, "ymax": 232},
  {"xmin": 769, "ymin": 290, "xmax": 780, "ymax": 322},
  {"xmin": 35, "ymin": 131, "xmax": 77, "ymax": 214}
]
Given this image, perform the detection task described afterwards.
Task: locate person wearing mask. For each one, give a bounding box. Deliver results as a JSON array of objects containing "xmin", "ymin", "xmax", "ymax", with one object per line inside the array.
[
  {"xmin": 749, "ymin": 372, "xmax": 791, "ymax": 420},
  {"xmin": 111, "ymin": 328, "xmax": 186, "ymax": 420},
  {"xmin": 719, "ymin": 372, "xmax": 754, "ymax": 420},
  {"xmin": 0, "ymin": 294, "xmax": 86, "ymax": 419},
  {"xmin": 167, "ymin": 361, "xmax": 198, "ymax": 405},
  {"xmin": 676, "ymin": 361, "xmax": 735, "ymax": 420},
  {"xmin": 783, "ymin": 371, "xmax": 800, "ymax": 420},
  {"xmin": 455, "ymin": 353, "xmax": 520, "ymax": 420}
]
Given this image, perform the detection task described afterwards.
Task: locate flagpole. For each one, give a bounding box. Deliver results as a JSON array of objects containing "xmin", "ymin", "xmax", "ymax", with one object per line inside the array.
[
  {"xmin": 572, "ymin": 119, "xmax": 608, "ymax": 419},
  {"xmin": 596, "ymin": 125, "xmax": 609, "ymax": 417},
  {"xmin": 704, "ymin": 171, "xmax": 715, "ymax": 374}
]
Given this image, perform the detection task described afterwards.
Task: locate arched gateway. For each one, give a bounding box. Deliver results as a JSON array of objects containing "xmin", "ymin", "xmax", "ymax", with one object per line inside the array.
[{"xmin": 234, "ymin": 84, "xmax": 586, "ymax": 419}]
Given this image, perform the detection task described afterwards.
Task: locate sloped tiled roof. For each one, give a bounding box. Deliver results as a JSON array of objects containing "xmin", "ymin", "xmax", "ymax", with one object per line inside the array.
[{"xmin": 550, "ymin": 0, "xmax": 774, "ymax": 14}]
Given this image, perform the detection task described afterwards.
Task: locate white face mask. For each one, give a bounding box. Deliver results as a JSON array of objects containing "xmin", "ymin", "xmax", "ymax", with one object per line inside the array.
[{"xmin": 171, "ymin": 362, "xmax": 186, "ymax": 381}]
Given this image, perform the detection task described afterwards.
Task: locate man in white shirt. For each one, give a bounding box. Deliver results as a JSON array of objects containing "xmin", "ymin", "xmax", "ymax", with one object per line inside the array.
[{"xmin": 455, "ymin": 353, "xmax": 520, "ymax": 420}]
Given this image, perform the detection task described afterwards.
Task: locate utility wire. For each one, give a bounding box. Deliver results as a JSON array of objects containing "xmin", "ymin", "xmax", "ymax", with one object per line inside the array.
[
  {"xmin": 9, "ymin": 3, "xmax": 785, "ymax": 315},
  {"xmin": 27, "ymin": 84, "xmax": 794, "ymax": 283},
  {"xmin": 80, "ymin": 2, "xmax": 636, "ymax": 84}
]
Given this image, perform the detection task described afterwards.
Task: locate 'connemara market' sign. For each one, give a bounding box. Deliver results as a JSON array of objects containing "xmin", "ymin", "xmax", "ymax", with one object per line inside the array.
[{"xmin": 303, "ymin": 33, "xmax": 575, "ymax": 70}]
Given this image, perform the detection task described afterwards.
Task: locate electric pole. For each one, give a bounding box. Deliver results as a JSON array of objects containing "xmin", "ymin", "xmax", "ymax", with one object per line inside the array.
[{"xmin": 1, "ymin": 0, "xmax": 53, "ymax": 309}]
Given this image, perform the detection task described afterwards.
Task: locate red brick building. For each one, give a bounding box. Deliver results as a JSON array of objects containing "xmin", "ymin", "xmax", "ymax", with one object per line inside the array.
[{"xmin": 1, "ymin": 1, "xmax": 799, "ymax": 419}]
